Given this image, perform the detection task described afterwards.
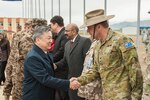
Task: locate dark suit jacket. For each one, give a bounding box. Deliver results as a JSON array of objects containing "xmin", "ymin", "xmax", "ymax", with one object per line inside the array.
[
  {"xmin": 52, "ymin": 27, "xmax": 69, "ymax": 79},
  {"xmin": 53, "ymin": 27, "xmax": 68, "ymax": 62},
  {"xmin": 56, "ymin": 35, "xmax": 91, "ymax": 100},
  {"xmin": 23, "ymin": 44, "xmax": 69, "ymax": 100}
]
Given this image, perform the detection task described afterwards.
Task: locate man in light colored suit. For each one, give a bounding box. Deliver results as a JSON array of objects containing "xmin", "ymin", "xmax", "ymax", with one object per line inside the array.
[{"xmin": 55, "ymin": 23, "xmax": 91, "ymax": 100}]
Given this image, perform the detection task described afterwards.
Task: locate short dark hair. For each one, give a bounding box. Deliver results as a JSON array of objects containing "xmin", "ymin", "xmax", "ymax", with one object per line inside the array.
[{"xmin": 50, "ymin": 16, "xmax": 64, "ymax": 27}]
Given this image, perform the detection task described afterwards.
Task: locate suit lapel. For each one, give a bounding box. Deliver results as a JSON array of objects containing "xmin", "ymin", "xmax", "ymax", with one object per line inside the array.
[
  {"xmin": 53, "ymin": 28, "xmax": 65, "ymax": 52},
  {"xmin": 69, "ymin": 35, "xmax": 80, "ymax": 54},
  {"xmin": 33, "ymin": 44, "xmax": 54, "ymax": 71}
]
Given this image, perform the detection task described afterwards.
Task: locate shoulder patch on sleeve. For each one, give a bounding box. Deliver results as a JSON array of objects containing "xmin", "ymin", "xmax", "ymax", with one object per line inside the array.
[{"xmin": 124, "ymin": 42, "xmax": 133, "ymax": 48}]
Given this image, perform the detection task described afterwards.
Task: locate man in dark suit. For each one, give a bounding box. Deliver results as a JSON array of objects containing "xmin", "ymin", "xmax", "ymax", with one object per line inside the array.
[
  {"xmin": 50, "ymin": 16, "xmax": 69, "ymax": 100},
  {"xmin": 55, "ymin": 23, "xmax": 91, "ymax": 100},
  {"xmin": 23, "ymin": 26, "xmax": 80, "ymax": 100}
]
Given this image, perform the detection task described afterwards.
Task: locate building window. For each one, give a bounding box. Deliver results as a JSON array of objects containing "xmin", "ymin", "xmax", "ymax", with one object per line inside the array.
[
  {"xmin": 16, "ymin": 22, "xmax": 20, "ymax": 26},
  {"xmin": 8, "ymin": 22, "xmax": 11, "ymax": 26},
  {"xmin": 0, "ymin": 22, "xmax": 3, "ymax": 26}
]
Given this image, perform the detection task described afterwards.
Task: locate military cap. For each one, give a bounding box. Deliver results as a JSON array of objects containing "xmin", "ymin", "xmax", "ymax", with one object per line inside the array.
[
  {"xmin": 32, "ymin": 18, "xmax": 47, "ymax": 28},
  {"xmin": 25, "ymin": 19, "xmax": 32, "ymax": 25},
  {"xmin": 80, "ymin": 9, "xmax": 114, "ymax": 28}
]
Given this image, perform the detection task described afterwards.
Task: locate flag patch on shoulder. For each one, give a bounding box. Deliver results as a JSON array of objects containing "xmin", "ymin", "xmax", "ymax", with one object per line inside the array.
[{"xmin": 124, "ymin": 42, "xmax": 133, "ymax": 48}]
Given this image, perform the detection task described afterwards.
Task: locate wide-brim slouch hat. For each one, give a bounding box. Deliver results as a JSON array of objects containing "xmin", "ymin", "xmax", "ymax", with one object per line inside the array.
[{"xmin": 80, "ymin": 9, "xmax": 114, "ymax": 28}]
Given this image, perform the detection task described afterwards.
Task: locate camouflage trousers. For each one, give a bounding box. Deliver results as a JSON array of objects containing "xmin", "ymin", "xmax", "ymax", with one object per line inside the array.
[
  {"xmin": 12, "ymin": 61, "xmax": 24, "ymax": 100},
  {"xmin": 12, "ymin": 81, "xmax": 22, "ymax": 100},
  {"xmin": 78, "ymin": 79, "xmax": 102, "ymax": 100},
  {"xmin": 143, "ymin": 65, "xmax": 150, "ymax": 95},
  {"xmin": 3, "ymin": 76, "xmax": 22, "ymax": 100},
  {"xmin": 11, "ymin": 61, "xmax": 24, "ymax": 100},
  {"xmin": 146, "ymin": 44, "xmax": 150, "ymax": 65},
  {"xmin": 144, "ymin": 44, "xmax": 150, "ymax": 95}
]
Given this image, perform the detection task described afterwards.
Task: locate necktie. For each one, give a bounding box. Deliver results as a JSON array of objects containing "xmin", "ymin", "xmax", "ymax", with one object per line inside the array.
[{"xmin": 70, "ymin": 41, "xmax": 73, "ymax": 49}]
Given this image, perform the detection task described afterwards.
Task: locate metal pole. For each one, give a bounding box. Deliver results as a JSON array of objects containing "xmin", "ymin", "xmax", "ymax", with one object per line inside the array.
[
  {"xmin": 44, "ymin": 0, "xmax": 46, "ymax": 19},
  {"xmin": 25, "ymin": 0, "xmax": 27, "ymax": 18},
  {"xmin": 58, "ymin": 0, "xmax": 60, "ymax": 15},
  {"xmin": 83, "ymin": 0, "xmax": 85, "ymax": 23},
  {"xmin": 83, "ymin": 0, "xmax": 86, "ymax": 34},
  {"xmin": 51, "ymin": 0, "xmax": 53, "ymax": 17},
  {"xmin": 39, "ymin": 0, "xmax": 41, "ymax": 18},
  {"xmin": 136, "ymin": 0, "xmax": 141, "ymax": 48},
  {"xmin": 28, "ymin": 0, "xmax": 29, "ymax": 18},
  {"xmin": 69, "ymin": 0, "xmax": 71, "ymax": 23},
  {"xmin": 104, "ymin": 0, "xmax": 107, "ymax": 15},
  {"xmin": 22, "ymin": 0, "xmax": 24, "ymax": 18},
  {"xmin": 35, "ymin": 0, "xmax": 37, "ymax": 18},
  {"xmin": 30, "ymin": 0, "xmax": 33, "ymax": 18}
]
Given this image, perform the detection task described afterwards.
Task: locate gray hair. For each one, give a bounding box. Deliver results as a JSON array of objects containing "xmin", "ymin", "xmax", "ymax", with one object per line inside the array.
[
  {"xmin": 32, "ymin": 25, "xmax": 51, "ymax": 42},
  {"xmin": 73, "ymin": 24, "xmax": 79, "ymax": 33}
]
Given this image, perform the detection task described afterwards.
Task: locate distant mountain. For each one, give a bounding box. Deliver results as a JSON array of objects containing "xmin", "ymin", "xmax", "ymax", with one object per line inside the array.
[{"xmin": 110, "ymin": 20, "xmax": 150, "ymax": 29}]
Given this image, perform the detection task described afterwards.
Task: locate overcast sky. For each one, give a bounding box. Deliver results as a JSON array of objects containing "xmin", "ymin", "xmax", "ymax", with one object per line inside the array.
[{"xmin": 0, "ymin": 0, "xmax": 150, "ymax": 26}]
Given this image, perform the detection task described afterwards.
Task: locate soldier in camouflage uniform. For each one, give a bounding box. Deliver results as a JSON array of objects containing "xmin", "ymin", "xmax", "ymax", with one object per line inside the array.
[
  {"xmin": 77, "ymin": 9, "xmax": 102, "ymax": 100},
  {"xmin": 3, "ymin": 18, "xmax": 47, "ymax": 100},
  {"xmin": 142, "ymin": 10, "xmax": 150, "ymax": 99},
  {"xmin": 78, "ymin": 41, "xmax": 102, "ymax": 100},
  {"xmin": 75, "ymin": 9, "xmax": 143, "ymax": 100},
  {"xmin": 3, "ymin": 30, "xmax": 22, "ymax": 100}
]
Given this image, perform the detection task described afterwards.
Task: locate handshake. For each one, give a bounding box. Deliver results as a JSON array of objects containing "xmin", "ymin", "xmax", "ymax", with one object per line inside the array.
[{"xmin": 69, "ymin": 77, "xmax": 81, "ymax": 90}]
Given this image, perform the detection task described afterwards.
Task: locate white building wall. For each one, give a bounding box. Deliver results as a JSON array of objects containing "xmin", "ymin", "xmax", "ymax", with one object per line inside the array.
[
  {"xmin": 3, "ymin": 18, "xmax": 8, "ymax": 30},
  {"xmin": 12, "ymin": 18, "xmax": 16, "ymax": 32},
  {"xmin": 20, "ymin": 18, "xmax": 24, "ymax": 30}
]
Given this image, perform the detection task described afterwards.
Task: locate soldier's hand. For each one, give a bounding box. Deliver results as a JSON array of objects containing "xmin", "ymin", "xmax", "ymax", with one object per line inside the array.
[
  {"xmin": 4, "ymin": 95, "xmax": 10, "ymax": 100},
  {"xmin": 70, "ymin": 77, "xmax": 77, "ymax": 82},
  {"xmin": 70, "ymin": 78, "xmax": 81, "ymax": 90}
]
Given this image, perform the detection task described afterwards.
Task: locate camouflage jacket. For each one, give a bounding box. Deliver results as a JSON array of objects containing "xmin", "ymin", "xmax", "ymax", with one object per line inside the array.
[
  {"xmin": 3, "ymin": 30, "xmax": 33, "ymax": 98},
  {"xmin": 3, "ymin": 31, "xmax": 22, "ymax": 96},
  {"xmin": 143, "ymin": 34, "xmax": 150, "ymax": 95},
  {"xmin": 78, "ymin": 41, "xmax": 102, "ymax": 100},
  {"xmin": 78, "ymin": 29, "xmax": 143, "ymax": 100},
  {"xmin": 15, "ymin": 30, "xmax": 33, "ymax": 82}
]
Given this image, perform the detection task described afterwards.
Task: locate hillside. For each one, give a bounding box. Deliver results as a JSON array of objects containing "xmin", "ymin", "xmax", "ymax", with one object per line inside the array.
[{"xmin": 110, "ymin": 20, "xmax": 150, "ymax": 29}]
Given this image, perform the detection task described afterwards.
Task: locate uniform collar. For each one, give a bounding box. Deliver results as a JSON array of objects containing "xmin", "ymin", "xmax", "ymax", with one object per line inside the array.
[
  {"xmin": 102, "ymin": 28, "xmax": 113, "ymax": 44},
  {"xmin": 99, "ymin": 28, "xmax": 113, "ymax": 46}
]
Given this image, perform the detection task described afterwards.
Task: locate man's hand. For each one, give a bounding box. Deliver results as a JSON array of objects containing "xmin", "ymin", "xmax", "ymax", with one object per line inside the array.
[{"xmin": 69, "ymin": 77, "xmax": 81, "ymax": 90}]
